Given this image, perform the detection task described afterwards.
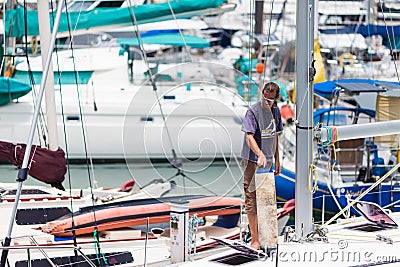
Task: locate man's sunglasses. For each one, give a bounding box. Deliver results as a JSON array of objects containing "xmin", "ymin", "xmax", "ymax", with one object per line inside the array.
[{"xmin": 262, "ymin": 94, "xmax": 275, "ymax": 102}]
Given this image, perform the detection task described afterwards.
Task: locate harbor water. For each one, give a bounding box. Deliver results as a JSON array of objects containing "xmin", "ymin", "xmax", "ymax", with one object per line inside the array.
[{"xmin": 0, "ymin": 160, "xmax": 244, "ymax": 198}]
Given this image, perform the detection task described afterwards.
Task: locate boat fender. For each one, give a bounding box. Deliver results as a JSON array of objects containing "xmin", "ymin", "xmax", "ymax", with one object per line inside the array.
[
  {"xmin": 119, "ymin": 180, "xmax": 135, "ymax": 192},
  {"xmin": 256, "ymin": 63, "xmax": 265, "ymax": 74},
  {"xmin": 281, "ymin": 104, "xmax": 294, "ymax": 121},
  {"xmin": 4, "ymin": 64, "xmax": 15, "ymax": 78},
  {"xmin": 277, "ymin": 199, "xmax": 295, "ymax": 218},
  {"xmin": 30, "ymin": 37, "xmax": 39, "ymax": 55}
]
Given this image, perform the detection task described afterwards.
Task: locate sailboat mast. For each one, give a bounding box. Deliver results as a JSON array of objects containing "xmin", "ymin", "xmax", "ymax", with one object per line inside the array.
[
  {"xmin": 295, "ymin": 0, "xmax": 314, "ymax": 235},
  {"xmin": 255, "ymin": 0, "xmax": 264, "ymax": 35},
  {"xmin": 37, "ymin": 0, "xmax": 58, "ymax": 151},
  {"xmin": 366, "ymin": 0, "xmax": 374, "ymax": 24}
]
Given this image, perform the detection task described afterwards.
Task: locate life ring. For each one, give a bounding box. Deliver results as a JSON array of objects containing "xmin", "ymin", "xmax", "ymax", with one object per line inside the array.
[
  {"xmin": 339, "ymin": 53, "xmax": 356, "ymax": 68},
  {"xmin": 119, "ymin": 180, "xmax": 135, "ymax": 192}
]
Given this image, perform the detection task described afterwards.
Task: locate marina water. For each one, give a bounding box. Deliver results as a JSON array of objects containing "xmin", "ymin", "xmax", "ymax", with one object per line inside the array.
[{"xmin": 0, "ymin": 161, "xmax": 244, "ymax": 198}]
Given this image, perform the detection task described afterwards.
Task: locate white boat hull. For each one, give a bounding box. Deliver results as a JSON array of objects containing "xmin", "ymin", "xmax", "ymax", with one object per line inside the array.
[{"xmin": 4, "ymin": 48, "xmax": 248, "ymax": 160}]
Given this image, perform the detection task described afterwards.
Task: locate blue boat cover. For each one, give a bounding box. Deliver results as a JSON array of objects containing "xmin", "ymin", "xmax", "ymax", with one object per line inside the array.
[
  {"xmin": 319, "ymin": 24, "xmax": 400, "ymax": 38},
  {"xmin": 314, "ymin": 79, "xmax": 400, "ymax": 98},
  {"xmin": 314, "ymin": 106, "xmax": 376, "ymax": 125}
]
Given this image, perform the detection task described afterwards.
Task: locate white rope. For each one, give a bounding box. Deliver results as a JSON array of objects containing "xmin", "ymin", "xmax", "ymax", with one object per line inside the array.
[{"xmin": 188, "ymin": 214, "xmax": 200, "ymax": 258}]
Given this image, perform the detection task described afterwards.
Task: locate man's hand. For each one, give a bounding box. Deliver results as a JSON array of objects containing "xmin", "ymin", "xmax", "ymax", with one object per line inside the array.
[
  {"xmin": 257, "ymin": 152, "xmax": 267, "ymax": 167},
  {"xmin": 274, "ymin": 158, "xmax": 281, "ymax": 176}
]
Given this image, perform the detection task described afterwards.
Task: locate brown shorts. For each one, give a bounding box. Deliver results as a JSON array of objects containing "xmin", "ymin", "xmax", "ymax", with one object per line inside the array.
[{"xmin": 242, "ymin": 159, "xmax": 258, "ymax": 214}]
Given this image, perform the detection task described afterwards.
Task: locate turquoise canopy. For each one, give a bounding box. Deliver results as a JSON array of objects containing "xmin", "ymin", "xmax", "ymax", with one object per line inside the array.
[
  {"xmin": 13, "ymin": 70, "xmax": 94, "ymax": 85},
  {"xmin": 0, "ymin": 77, "xmax": 31, "ymax": 106},
  {"xmin": 5, "ymin": 0, "xmax": 227, "ymax": 38},
  {"xmin": 118, "ymin": 33, "xmax": 210, "ymax": 49}
]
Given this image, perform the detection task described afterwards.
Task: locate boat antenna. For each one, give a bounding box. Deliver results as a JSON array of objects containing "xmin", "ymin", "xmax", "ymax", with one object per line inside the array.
[{"xmin": 0, "ymin": 0, "xmax": 65, "ymax": 265}]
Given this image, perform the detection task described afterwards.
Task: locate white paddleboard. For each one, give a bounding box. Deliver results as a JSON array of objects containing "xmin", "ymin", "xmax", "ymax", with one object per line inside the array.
[{"xmin": 255, "ymin": 168, "xmax": 278, "ymax": 249}]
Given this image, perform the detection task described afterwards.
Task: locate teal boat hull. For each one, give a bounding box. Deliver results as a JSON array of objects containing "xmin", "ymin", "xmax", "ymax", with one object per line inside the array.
[{"xmin": 0, "ymin": 77, "xmax": 31, "ymax": 106}]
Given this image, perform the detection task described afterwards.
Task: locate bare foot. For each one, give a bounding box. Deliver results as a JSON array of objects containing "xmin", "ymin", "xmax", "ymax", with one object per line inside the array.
[{"xmin": 250, "ymin": 241, "xmax": 260, "ymax": 250}]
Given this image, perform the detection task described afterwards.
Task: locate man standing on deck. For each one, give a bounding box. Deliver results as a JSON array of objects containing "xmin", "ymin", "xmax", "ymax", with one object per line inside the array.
[{"xmin": 241, "ymin": 81, "xmax": 283, "ymax": 250}]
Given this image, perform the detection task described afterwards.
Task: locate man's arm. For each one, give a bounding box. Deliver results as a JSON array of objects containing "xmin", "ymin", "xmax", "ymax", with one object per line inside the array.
[
  {"xmin": 246, "ymin": 132, "xmax": 267, "ymax": 167},
  {"xmin": 274, "ymin": 134, "xmax": 281, "ymax": 175}
]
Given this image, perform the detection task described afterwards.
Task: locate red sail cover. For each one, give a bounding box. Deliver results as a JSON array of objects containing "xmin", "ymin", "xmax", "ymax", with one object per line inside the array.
[{"xmin": 0, "ymin": 141, "xmax": 66, "ymax": 190}]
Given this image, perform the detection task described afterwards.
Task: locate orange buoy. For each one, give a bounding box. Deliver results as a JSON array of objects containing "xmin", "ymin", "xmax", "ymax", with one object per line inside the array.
[
  {"xmin": 256, "ymin": 62, "xmax": 265, "ymax": 74},
  {"xmin": 281, "ymin": 104, "xmax": 294, "ymax": 120}
]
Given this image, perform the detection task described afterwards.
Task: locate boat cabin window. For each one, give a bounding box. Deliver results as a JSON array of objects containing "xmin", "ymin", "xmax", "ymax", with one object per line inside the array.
[
  {"xmin": 96, "ymin": 0, "xmax": 125, "ymax": 8},
  {"xmin": 67, "ymin": 1, "xmax": 95, "ymax": 11}
]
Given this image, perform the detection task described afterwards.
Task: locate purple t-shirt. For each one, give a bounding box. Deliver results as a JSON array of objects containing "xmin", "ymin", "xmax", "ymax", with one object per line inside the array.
[{"xmin": 241, "ymin": 101, "xmax": 283, "ymax": 163}]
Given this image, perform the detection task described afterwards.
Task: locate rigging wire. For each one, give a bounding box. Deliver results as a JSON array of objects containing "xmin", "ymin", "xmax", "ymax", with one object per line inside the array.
[
  {"xmin": 62, "ymin": 1, "xmax": 106, "ymax": 264},
  {"xmin": 201, "ymin": 85, "xmax": 244, "ymax": 195},
  {"xmin": 272, "ymin": 0, "xmax": 287, "ymax": 35},
  {"xmin": 126, "ymin": 0, "xmax": 179, "ymax": 167},
  {"xmin": 165, "ymin": 1, "xmax": 249, "ymax": 195},
  {"xmin": 0, "ymin": 6, "xmax": 5, "ymax": 74},
  {"xmin": 387, "ymin": 5, "xmax": 399, "ymax": 78},
  {"xmin": 292, "ymin": 0, "xmax": 315, "ymax": 128},
  {"xmin": 166, "ymin": 0, "xmax": 193, "ymax": 62},
  {"xmin": 378, "ymin": 0, "xmax": 400, "ymax": 83},
  {"xmin": 333, "ymin": 0, "xmax": 340, "ymax": 79},
  {"xmin": 308, "ymin": 0, "xmax": 314, "ymax": 197},
  {"xmin": 247, "ymin": 0, "xmax": 254, "ymax": 101},
  {"xmin": 261, "ymin": 0, "xmax": 276, "ymax": 84},
  {"xmin": 365, "ymin": 16, "xmax": 375, "ymax": 77},
  {"xmin": 165, "ymin": 0, "xmax": 250, "ymax": 185},
  {"xmin": 165, "ymin": 0, "xmax": 244, "ymax": 173},
  {"xmin": 48, "ymin": 0, "xmax": 81, "ymax": 257},
  {"xmin": 126, "ymin": 0, "xmax": 246, "ymax": 194},
  {"xmin": 21, "ymin": 0, "xmax": 48, "ymax": 147}
]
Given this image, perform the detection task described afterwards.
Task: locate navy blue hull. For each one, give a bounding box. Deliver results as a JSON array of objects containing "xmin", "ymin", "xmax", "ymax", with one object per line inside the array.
[{"xmin": 275, "ymin": 168, "xmax": 400, "ymax": 217}]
